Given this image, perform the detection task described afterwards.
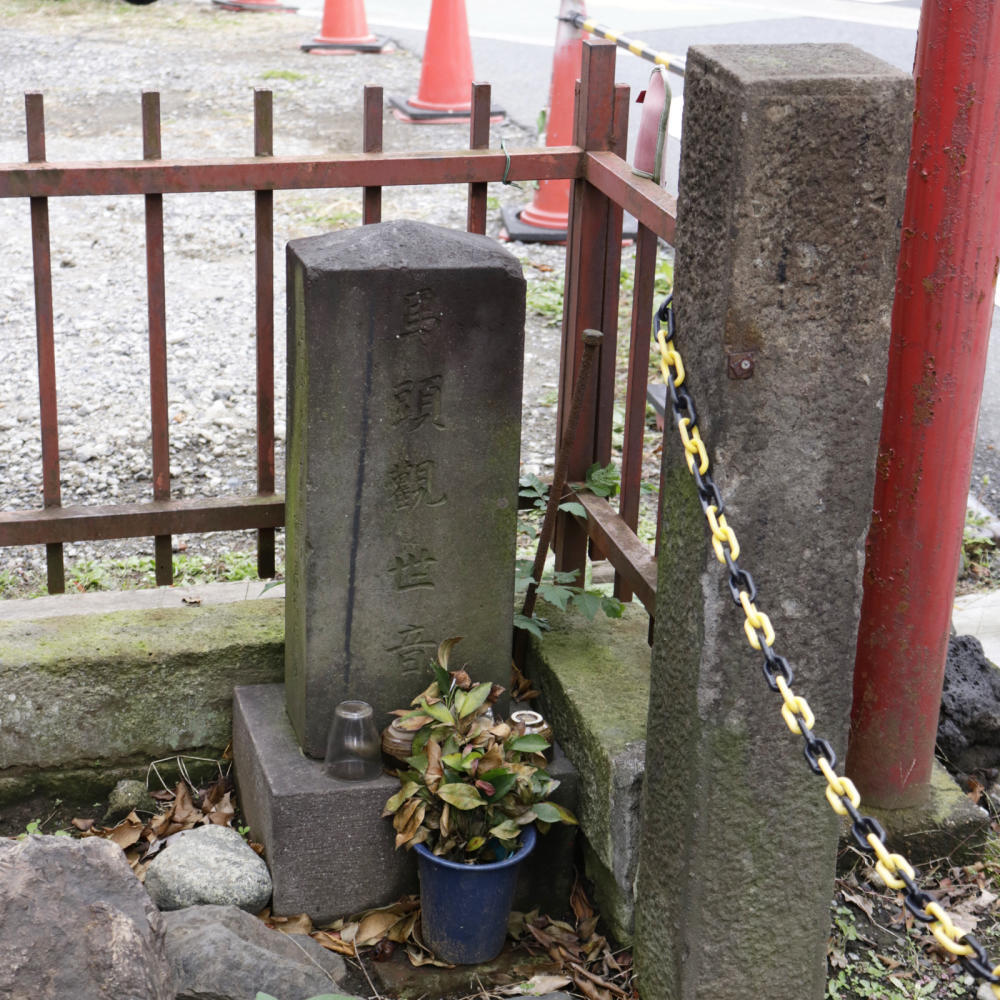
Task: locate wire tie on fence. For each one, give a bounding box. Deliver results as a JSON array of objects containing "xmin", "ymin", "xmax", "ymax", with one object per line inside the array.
[{"xmin": 500, "ymin": 138, "xmax": 519, "ymax": 188}]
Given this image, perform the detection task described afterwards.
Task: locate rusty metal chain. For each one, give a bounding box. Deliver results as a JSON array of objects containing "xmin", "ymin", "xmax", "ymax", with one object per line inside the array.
[{"xmin": 654, "ymin": 293, "xmax": 1000, "ymax": 995}]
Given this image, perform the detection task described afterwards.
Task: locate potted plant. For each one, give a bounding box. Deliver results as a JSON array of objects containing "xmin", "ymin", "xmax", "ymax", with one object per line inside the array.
[{"xmin": 381, "ymin": 637, "xmax": 577, "ymax": 964}]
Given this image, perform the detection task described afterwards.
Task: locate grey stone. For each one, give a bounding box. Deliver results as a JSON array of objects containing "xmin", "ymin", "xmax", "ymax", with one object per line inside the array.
[
  {"xmin": 105, "ymin": 778, "xmax": 157, "ymax": 823},
  {"xmin": 0, "ymin": 834, "xmax": 174, "ymax": 999},
  {"xmin": 163, "ymin": 904, "xmax": 353, "ymax": 1000},
  {"xmin": 284, "ymin": 220, "xmax": 525, "ymax": 756},
  {"xmin": 234, "ymin": 683, "xmax": 578, "ymax": 922},
  {"xmin": 634, "ymin": 45, "xmax": 912, "ymax": 1000},
  {"xmin": 525, "ymin": 603, "xmax": 651, "ymax": 943},
  {"xmin": 938, "ymin": 634, "xmax": 1000, "ymax": 774},
  {"xmin": 145, "ymin": 824, "xmax": 273, "ymax": 913}
]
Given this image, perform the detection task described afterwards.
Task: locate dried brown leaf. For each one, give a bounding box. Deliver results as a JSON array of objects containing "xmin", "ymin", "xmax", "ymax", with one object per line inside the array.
[
  {"xmin": 356, "ymin": 910, "xmax": 403, "ymax": 946},
  {"xmin": 71, "ymin": 818, "xmax": 95, "ymax": 831},
  {"xmin": 498, "ymin": 974, "xmax": 573, "ymax": 996},
  {"xmin": 270, "ymin": 913, "xmax": 314, "ymax": 935},
  {"xmin": 106, "ymin": 813, "xmax": 145, "ymax": 850},
  {"xmin": 405, "ymin": 944, "xmax": 455, "ymax": 968},
  {"xmin": 311, "ymin": 930, "xmax": 357, "ymax": 956},
  {"xmin": 571, "ymin": 877, "xmax": 595, "ymax": 924}
]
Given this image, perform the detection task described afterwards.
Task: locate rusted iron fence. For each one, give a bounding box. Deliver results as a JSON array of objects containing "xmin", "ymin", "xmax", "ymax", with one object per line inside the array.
[{"xmin": 0, "ymin": 40, "xmax": 674, "ymax": 603}]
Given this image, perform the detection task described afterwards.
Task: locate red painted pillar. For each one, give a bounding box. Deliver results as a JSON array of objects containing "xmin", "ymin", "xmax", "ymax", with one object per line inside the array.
[{"xmin": 847, "ymin": 0, "xmax": 1000, "ymax": 808}]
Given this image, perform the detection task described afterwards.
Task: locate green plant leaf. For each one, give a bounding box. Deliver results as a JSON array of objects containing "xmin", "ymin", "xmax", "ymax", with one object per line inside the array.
[
  {"xmin": 558, "ymin": 501, "xmax": 587, "ymax": 518},
  {"xmin": 455, "ymin": 682, "xmax": 493, "ymax": 719},
  {"xmin": 572, "ymin": 589, "xmax": 602, "ymax": 620},
  {"xmin": 585, "ymin": 461, "xmax": 620, "ymax": 498},
  {"xmin": 513, "ymin": 613, "xmax": 547, "ymax": 638},
  {"xmin": 510, "ymin": 734, "xmax": 551, "ymax": 753},
  {"xmin": 436, "ymin": 783, "xmax": 486, "ymax": 810},
  {"xmin": 532, "ymin": 801, "xmax": 577, "ymax": 825},
  {"xmin": 601, "ymin": 595, "xmax": 625, "ymax": 619},
  {"xmin": 419, "ymin": 699, "xmax": 455, "ymax": 726},
  {"xmin": 489, "ymin": 819, "xmax": 522, "ymax": 842},
  {"xmin": 467, "ymin": 835, "xmax": 486, "ymax": 852},
  {"xmin": 537, "ymin": 582, "xmax": 574, "ymax": 611},
  {"xmin": 382, "ymin": 781, "xmax": 419, "ymax": 816},
  {"xmin": 479, "ymin": 769, "xmax": 517, "ymax": 802}
]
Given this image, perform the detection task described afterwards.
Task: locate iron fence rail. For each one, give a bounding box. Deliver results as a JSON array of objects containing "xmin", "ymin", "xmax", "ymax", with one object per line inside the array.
[{"xmin": 0, "ymin": 41, "xmax": 671, "ymax": 602}]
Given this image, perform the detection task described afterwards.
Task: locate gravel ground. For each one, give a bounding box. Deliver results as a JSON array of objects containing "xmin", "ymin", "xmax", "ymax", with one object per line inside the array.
[{"xmin": 0, "ymin": 0, "xmax": 632, "ymax": 593}]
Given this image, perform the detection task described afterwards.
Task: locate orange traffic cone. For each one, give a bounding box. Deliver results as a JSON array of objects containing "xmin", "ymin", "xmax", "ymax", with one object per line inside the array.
[
  {"xmin": 301, "ymin": 0, "xmax": 391, "ymax": 53},
  {"xmin": 389, "ymin": 0, "xmax": 504, "ymax": 123},
  {"xmin": 213, "ymin": 0, "xmax": 297, "ymax": 11},
  {"xmin": 500, "ymin": 0, "xmax": 584, "ymax": 241}
]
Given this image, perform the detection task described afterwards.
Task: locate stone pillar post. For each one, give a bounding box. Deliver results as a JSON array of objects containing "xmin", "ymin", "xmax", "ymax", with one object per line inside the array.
[
  {"xmin": 634, "ymin": 45, "xmax": 911, "ymax": 1000},
  {"xmin": 285, "ymin": 220, "xmax": 525, "ymax": 757}
]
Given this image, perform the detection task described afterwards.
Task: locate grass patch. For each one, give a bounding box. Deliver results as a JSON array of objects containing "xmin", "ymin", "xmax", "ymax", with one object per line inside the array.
[{"xmin": 260, "ymin": 69, "xmax": 307, "ymax": 82}]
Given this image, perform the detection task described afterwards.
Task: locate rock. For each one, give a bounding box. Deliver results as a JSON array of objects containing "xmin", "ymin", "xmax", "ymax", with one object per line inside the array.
[
  {"xmin": 104, "ymin": 778, "xmax": 157, "ymax": 823},
  {"xmin": 163, "ymin": 904, "xmax": 353, "ymax": 1000},
  {"xmin": 144, "ymin": 823, "xmax": 272, "ymax": 912},
  {"xmin": 0, "ymin": 834, "xmax": 174, "ymax": 999},
  {"xmin": 938, "ymin": 634, "xmax": 1000, "ymax": 774}
]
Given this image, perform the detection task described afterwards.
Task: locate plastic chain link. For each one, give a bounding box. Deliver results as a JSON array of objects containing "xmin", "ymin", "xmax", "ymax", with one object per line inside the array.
[{"xmin": 653, "ymin": 294, "xmax": 1000, "ymax": 997}]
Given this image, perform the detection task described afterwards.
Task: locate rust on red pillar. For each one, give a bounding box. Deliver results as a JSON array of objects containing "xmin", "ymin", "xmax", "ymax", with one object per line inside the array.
[{"xmin": 848, "ymin": 0, "xmax": 1000, "ymax": 809}]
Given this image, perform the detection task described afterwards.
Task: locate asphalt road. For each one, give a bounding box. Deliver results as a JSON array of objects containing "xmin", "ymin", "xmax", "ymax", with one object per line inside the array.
[{"xmin": 291, "ymin": 0, "xmax": 999, "ymax": 514}]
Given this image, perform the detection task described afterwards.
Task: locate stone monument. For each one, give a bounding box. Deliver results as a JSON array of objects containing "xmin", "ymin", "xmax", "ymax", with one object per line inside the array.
[{"xmin": 234, "ymin": 220, "xmax": 535, "ymax": 919}]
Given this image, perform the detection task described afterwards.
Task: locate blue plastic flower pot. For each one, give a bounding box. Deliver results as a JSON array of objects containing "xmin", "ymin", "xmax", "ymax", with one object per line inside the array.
[{"xmin": 414, "ymin": 825, "xmax": 537, "ymax": 965}]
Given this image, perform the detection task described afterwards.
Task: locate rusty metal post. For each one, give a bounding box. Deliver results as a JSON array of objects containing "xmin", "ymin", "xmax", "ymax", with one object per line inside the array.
[{"xmin": 848, "ymin": 0, "xmax": 1000, "ymax": 808}]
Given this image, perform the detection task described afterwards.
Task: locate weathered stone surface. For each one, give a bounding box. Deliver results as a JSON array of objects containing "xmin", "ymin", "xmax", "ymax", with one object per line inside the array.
[
  {"xmin": 285, "ymin": 220, "xmax": 525, "ymax": 756},
  {"xmin": 634, "ymin": 45, "xmax": 912, "ymax": 1000},
  {"xmin": 145, "ymin": 824, "xmax": 273, "ymax": 913},
  {"xmin": 234, "ymin": 683, "xmax": 578, "ymax": 922},
  {"xmin": 526, "ymin": 603, "xmax": 651, "ymax": 943},
  {"xmin": 105, "ymin": 778, "xmax": 157, "ymax": 823},
  {"xmin": 938, "ymin": 634, "xmax": 1000, "ymax": 775},
  {"xmin": 0, "ymin": 596, "xmax": 284, "ymax": 802},
  {"xmin": 163, "ymin": 904, "xmax": 353, "ymax": 1000},
  {"xmin": 0, "ymin": 834, "xmax": 174, "ymax": 999}
]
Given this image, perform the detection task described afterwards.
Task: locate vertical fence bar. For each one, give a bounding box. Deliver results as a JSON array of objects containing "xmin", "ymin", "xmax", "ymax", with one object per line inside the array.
[
  {"xmin": 553, "ymin": 41, "xmax": 618, "ymax": 583},
  {"xmin": 592, "ymin": 83, "xmax": 629, "ymax": 468},
  {"xmin": 254, "ymin": 90, "xmax": 276, "ymax": 579},
  {"xmin": 615, "ymin": 222, "xmax": 658, "ymax": 602},
  {"xmin": 25, "ymin": 93, "xmax": 64, "ymax": 594},
  {"xmin": 362, "ymin": 86, "xmax": 383, "ymax": 225},
  {"xmin": 467, "ymin": 83, "xmax": 491, "ymax": 234},
  {"xmin": 142, "ymin": 92, "xmax": 174, "ymax": 586}
]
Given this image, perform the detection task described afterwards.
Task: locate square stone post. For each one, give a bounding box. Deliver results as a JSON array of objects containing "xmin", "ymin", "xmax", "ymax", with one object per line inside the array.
[
  {"xmin": 634, "ymin": 45, "xmax": 911, "ymax": 1000},
  {"xmin": 285, "ymin": 221, "xmax": 525, "ymax": 757}
]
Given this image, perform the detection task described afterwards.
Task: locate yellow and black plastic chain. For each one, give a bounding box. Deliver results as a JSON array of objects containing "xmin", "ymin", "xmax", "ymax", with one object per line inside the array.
[
  {"xmin": 558, "ymin": 12, "xmax": 687, "ymax": 78},
  {"xmin": 654, "ymin": 293, "xmax": 1000, "ymax": 995}
]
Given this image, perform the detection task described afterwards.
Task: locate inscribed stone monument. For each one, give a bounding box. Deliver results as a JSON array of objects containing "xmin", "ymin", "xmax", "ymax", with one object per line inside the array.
[{"xmin": 285, "ymin": 221, "xmax": 525, "ymax": 757}]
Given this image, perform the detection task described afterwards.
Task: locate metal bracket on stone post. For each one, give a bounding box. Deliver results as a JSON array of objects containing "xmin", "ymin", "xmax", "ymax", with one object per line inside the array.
[{"xmin": 632, "ymin": 44, "xmax": 911, "ymax": 1000}]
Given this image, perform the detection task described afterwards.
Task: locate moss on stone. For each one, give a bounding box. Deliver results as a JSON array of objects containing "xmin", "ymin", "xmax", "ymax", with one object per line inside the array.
[{"xmin": 0, "ymin": 600, "xmax": 284, "ymax": 799}]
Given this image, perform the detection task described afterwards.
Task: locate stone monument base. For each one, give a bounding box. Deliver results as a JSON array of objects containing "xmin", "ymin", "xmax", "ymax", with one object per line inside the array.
[{"xmin": 234, "ymin": 684, "xmax": 579, "ymax": 923}]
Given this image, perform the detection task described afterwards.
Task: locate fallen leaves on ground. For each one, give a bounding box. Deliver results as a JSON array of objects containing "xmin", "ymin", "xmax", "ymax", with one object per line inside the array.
[
  {"xmin": 262, "ymin": 875, "xmax": 635, "ymax": 999},
  {"xmin": 75, "ymin": 776, "xmax": 244, "ymax": 880},
  {"xmin": 507, "ymin": 877, "xmax": 634, "ymax": 1000}
]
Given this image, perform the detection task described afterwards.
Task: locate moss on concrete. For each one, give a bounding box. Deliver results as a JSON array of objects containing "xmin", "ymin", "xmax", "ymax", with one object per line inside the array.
[
  {"xmin": 858, "ymin": 761, "xmax": 990, "ymax": 867},
  {"xmin": 0, "ymin": 599, "xmax": 284, "ymax": 803},
  {"xmin": 526, "ymin": 602, "xmax": 651, "ymax": 942}
]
